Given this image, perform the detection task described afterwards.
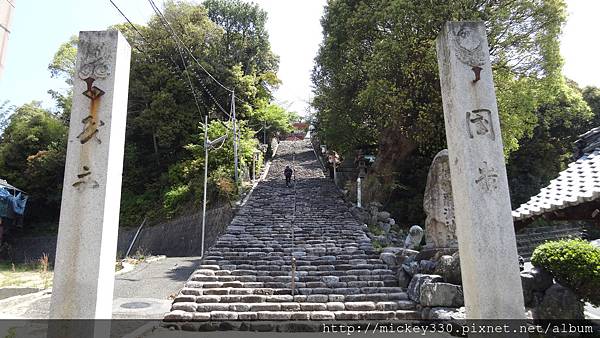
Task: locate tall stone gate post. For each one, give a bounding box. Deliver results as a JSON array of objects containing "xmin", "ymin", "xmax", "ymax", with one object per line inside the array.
[
  {"xmin": 436, "ymin": 22, "xmax": 525, "ymax": 320},
  {"xmin": 49, "ymin": 30, "xmax": 131, "ymax": 334}
]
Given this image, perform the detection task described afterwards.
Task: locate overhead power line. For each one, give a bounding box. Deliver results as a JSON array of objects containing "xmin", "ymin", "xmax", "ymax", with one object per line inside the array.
[
  {"xmin": 146, "ymin": 0, "xmax": 233, "ymax": 117},
  {"xmin": 108, "ymin": 0, "xmax": 230, "ymax": 126}
]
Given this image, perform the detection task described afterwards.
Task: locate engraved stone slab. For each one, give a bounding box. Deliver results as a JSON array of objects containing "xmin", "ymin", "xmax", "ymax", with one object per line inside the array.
[
  {"xmin": 423, "ymin": 149, "xmax": 457, "ymax": 249},
  {"xmin": 49, "ymin": 30, "xmax": 131, "ymax": 324},
  {"xmin": 436, "ymin": 21, "xmax": 525, "ymax": 321}
]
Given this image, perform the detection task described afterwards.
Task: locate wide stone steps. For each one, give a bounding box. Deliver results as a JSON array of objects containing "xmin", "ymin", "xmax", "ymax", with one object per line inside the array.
[
  {"xmin": 172, "ymin": 300, "xmax": 416, "ymax": 312},
  {"xmin": 165, "ymin": 309, "xmax": 421, "ymax": 322},
  {"xmin": 164, "ymin": 141, "xmax": 404, "ymax": 330},
  {"xmin": 177, "ymin": 291, "xmax": 408, "ymax": 301}
]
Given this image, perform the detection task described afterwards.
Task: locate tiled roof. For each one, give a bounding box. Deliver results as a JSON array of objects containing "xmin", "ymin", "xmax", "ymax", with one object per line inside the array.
[{"xmin": 512, "ymin": 147, "xmax": 600, "ymax": 221}]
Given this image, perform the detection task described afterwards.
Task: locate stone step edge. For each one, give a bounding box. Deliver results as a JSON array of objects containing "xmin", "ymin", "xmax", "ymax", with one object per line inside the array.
[
  {"xmin": 164, "ymin": 309, "xmax": 421, "ymax": 322},
  {"xmin": 171, "ymin": 300, "xmax": 417, "ymax": 312}
]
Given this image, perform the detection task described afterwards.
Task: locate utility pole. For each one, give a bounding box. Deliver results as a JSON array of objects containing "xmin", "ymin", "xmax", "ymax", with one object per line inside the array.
[
  {"xmin": 357, "ymin": 177, "xmax": 362, "ymax": 207},
  {"xmin": 201, "ymin": 115, "xmax": 209, "ymax": 256},
  {"xmin": 201, "ymin": 115, "xmax": 226, "ymax": 256},
  {"xmin": 333, "ymin": 158, "xmax": 337, "ymax": 186},
  {"xmin": 232, "ymin": 91, "xmax": 238, "ymax": 183},
  {"xmin": 252, "ymin": 152, "xmax": 256, "ymax": 181}
]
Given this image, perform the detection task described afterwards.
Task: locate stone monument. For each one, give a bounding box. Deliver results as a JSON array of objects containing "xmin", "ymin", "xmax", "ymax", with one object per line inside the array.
[
  {"xmin": 404, "ymin": 225, "xmax": 424, "ymax": 250},
  {"xmin": 49, "ymin": 30, "xmax": 131, "ymax": 333},
  {"xmin": 423, "ymin": 149, "xmax": 458, "ymax": 249},
  {"xmin": 436, "ymin": 22, "xmax": 525, "ymax": 320}
]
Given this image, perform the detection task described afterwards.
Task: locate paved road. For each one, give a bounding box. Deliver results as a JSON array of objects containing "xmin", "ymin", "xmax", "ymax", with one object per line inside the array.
[{"xmin": 114, "ymin": 256, "xmax": 201, "ymax": 299}]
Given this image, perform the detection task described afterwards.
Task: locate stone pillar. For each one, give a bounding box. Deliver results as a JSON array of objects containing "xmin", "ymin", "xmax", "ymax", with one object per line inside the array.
[
  {"xmin": 436, "ymin": 22, "xmax": 525, "ymax": 319},
  {"xmin": 49, "ymin": 30, "xmax": 131, "ymax": 325}
]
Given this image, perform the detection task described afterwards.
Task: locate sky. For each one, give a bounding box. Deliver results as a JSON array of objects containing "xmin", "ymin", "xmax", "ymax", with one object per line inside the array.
[{"xmin": 0, "ymin": 0, "xmax": 598, "ymax": 117}]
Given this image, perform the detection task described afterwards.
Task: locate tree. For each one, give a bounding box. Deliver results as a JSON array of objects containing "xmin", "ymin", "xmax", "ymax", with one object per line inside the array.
[
  {"xmin": 47, "ymin": 35, "xmax": 77, "ymax": 124},
  {"xmin": 312, "ymin": 0, "xmax": 569, "ymax": 224},
  {"xmin": 582, "ymin": 86, "xmax": 600, "ymax": 127},
  {"xmin": 507, "ymin": 78, "xmax": 592, "ymax": 207},
  {"xmin": 0, "ymin": 102, "xmax": 67, "ymax": 222},
  {"xmin": 0, "ymin": 100, "xmax": 15, "ymax": 134},
  {"xmin": 161, "ymin": 119, "xmax": 261, "ymax": 216},
  {"xmin": 113, "ymin": 0, "xmax": 284, "ymax": 224},
  {"xmin": 5, "ymin": 1, "xmax": 288, "ymax": 227}
]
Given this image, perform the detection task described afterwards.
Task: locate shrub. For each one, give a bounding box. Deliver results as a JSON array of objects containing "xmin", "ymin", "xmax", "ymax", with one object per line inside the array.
[
  {"xmin": 163, "ymin": 185, "xmax": 191, "ymax": 217},
  {"xmin": 531, "ymin": 238, "xmax": 600, "ymax": 305},
  {"xmin": 209, "ymin": 166, "xmax": 237, "ymax": 202}
]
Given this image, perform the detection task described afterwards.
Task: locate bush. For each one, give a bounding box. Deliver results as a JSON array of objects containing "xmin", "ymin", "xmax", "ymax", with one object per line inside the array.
[
  {"xmin": 209, "ymin": 166, "xmax": 237, "ymax": 202},
  {"xmin": 531, "ymin": 238, "xmax": 600, "ymax": 305},
  {"xmin": 163, "ymin": 185, "xmax": 191, "ymax": 217}
]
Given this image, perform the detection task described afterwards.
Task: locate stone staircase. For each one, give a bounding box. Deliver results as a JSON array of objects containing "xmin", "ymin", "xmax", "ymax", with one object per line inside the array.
[{"xmin": 163, "ymin": 140, "xmax": 418, "ymax": 330}]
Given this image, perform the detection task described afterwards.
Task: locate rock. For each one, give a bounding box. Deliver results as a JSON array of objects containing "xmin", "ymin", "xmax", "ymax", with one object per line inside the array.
[
  {"xmin": 402, "ymin": 261, "xmax": 420, "ymax": 276},
  {"xmin": 407, "ymin": 274, "xmax": 443, "ymax": 302},
  {"xmin": 529, "ymin": 267, "xmax": 553, "ymax": 292},
  {"xmin": 350, "ymin": 207, "xmax": 371, "ymax": 224},
  {"xmin": 369, "ymin": 201, "xmax": 383, "ymax": 208},
  {"xmin": 415, "ymin": 248, "xmax": 457, "ymax": 261},
  {"xmin": 383, "ymin": 246, "xmax": 408, "ymax": 254},
  {"xmin": 396, "ymin": 248, "xmax": 419, "ymax": 266},
  {"xmin": 374, "ymin": 235, "xmax": 388, "ymax": 245},
  {"xmin": 532, "ymin": 291, "xmax": 545, "ymax": 308},
  {"xmin": 591, "ymin": 239, "xmax": 600, "ymax": 248},
  {"xmin": 429, "ymin": 307, "xmax": 465, "ymax": 320},
  {"xmin": 423, "ymin": 149, "xmax": 458, "ymax": 249},
  {"xmin": 520, "ymin": 272, "xmax": 535, "ymax": 307},
  {"xmin": 398, "ymin": 269, "xmax": 412, "ymax": 288},
  {"xmin": 388, "ymin": 218, "xmax": 396, "ymax": 225},
  {"xmin": 419, "ymin": 260, "xmax": 438, "ymax": 274},
  {"xmin": 322, "ymin": 276, "xmax": 339, "ymax": 285},
  {"xmin": 404, "ymin": 225, "xmax": 424, "ymax": 250},
  {"xmin": 533, "ymin": 284, "xmax": 584, "ymax": 320},
  {"xmin": 380, "ymin": 252, "xmax": 397, "ymax": 267},
  {"xmin": 369, "ymin": 215, "xmax": 378, "ymax": 227},
  {"xmin": 377, "ymin": 211, "xmax": 391, "ymax": 221},
  {"xmin": 420, "ymin": 282, "xmax": 464, "ymax": 307},
  {"xmin": 434, "ymin": 253, "xmax": 462, "ymax": 285},
  {"xmin": 379, "ymin": 222, "xmax": 391, "ymax": 234}
]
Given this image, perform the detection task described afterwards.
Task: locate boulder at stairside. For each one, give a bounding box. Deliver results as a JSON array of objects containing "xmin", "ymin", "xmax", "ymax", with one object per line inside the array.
[
  {"xmin": 420, "ymin": 282, "xmax": 464, "ymax": 307},
  {"xmin": 407, "ymin": 274, "xmax": 443, "ymax": 302},
  {"xmin": 533, "ymin": 283, "xmax": 584, "ymax": 320}
]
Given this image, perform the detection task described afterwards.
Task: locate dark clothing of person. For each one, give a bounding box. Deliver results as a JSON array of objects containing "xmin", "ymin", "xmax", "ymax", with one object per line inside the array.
[{"xmin": 284, "ymin": 167, "xmax": 293, "ymax": 186}]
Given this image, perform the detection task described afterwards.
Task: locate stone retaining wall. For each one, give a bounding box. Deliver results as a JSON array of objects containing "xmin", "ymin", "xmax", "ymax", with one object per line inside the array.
[{"xmin": 2, "ymin": 205, "xmax": 234, "ymax": 264}]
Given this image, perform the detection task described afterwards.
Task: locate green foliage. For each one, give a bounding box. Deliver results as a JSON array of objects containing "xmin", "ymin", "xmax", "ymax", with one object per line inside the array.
[
  {"xmin": 312, "ymin": 0, "xmax": 576, "ymax": 226},
  {"xmin": 113, "ymin": 0, "xmax": 282, "ymax": 223},
  {"xmin": 0, "ymin": 102, "xmax": 67, "ymax": 222},
  {"xmin": 163, "ymin": 185, "xmax": 191, "ymax": 216},
  {"xmin": 583, "ymin": 86, "xmax": 600, "ymax": 127},
  {"xmin": 48, "ymin": 36, "xmax": 77, "ymax": 85},
  {"xmin": 508, "ymin": 78, "xmax": 593, "ymax": 207},
  {"xmin": 203, "ymin": 0, "xmax": 279, "ymax": 83},
  {"xmin": 0, "ymin": 100, "xmax": 15, "ymax": 133},
  {"xmin": 47, "ymin": 35, "xmax": 76, "ymax": 124},
  {"xmin": 161, "ymin": 119, "xmax": 262, "ymax": 214},
  {"xmin": 531, "ymin": 239, "xmax": 600, "ymax": 305},
  {"xmin": 0, "ymin": 1, "xmax": 287, "ymax": 228},
  {"xmin": 248, "ymin": 100, "xmax": 296, "ymax": 139}
]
